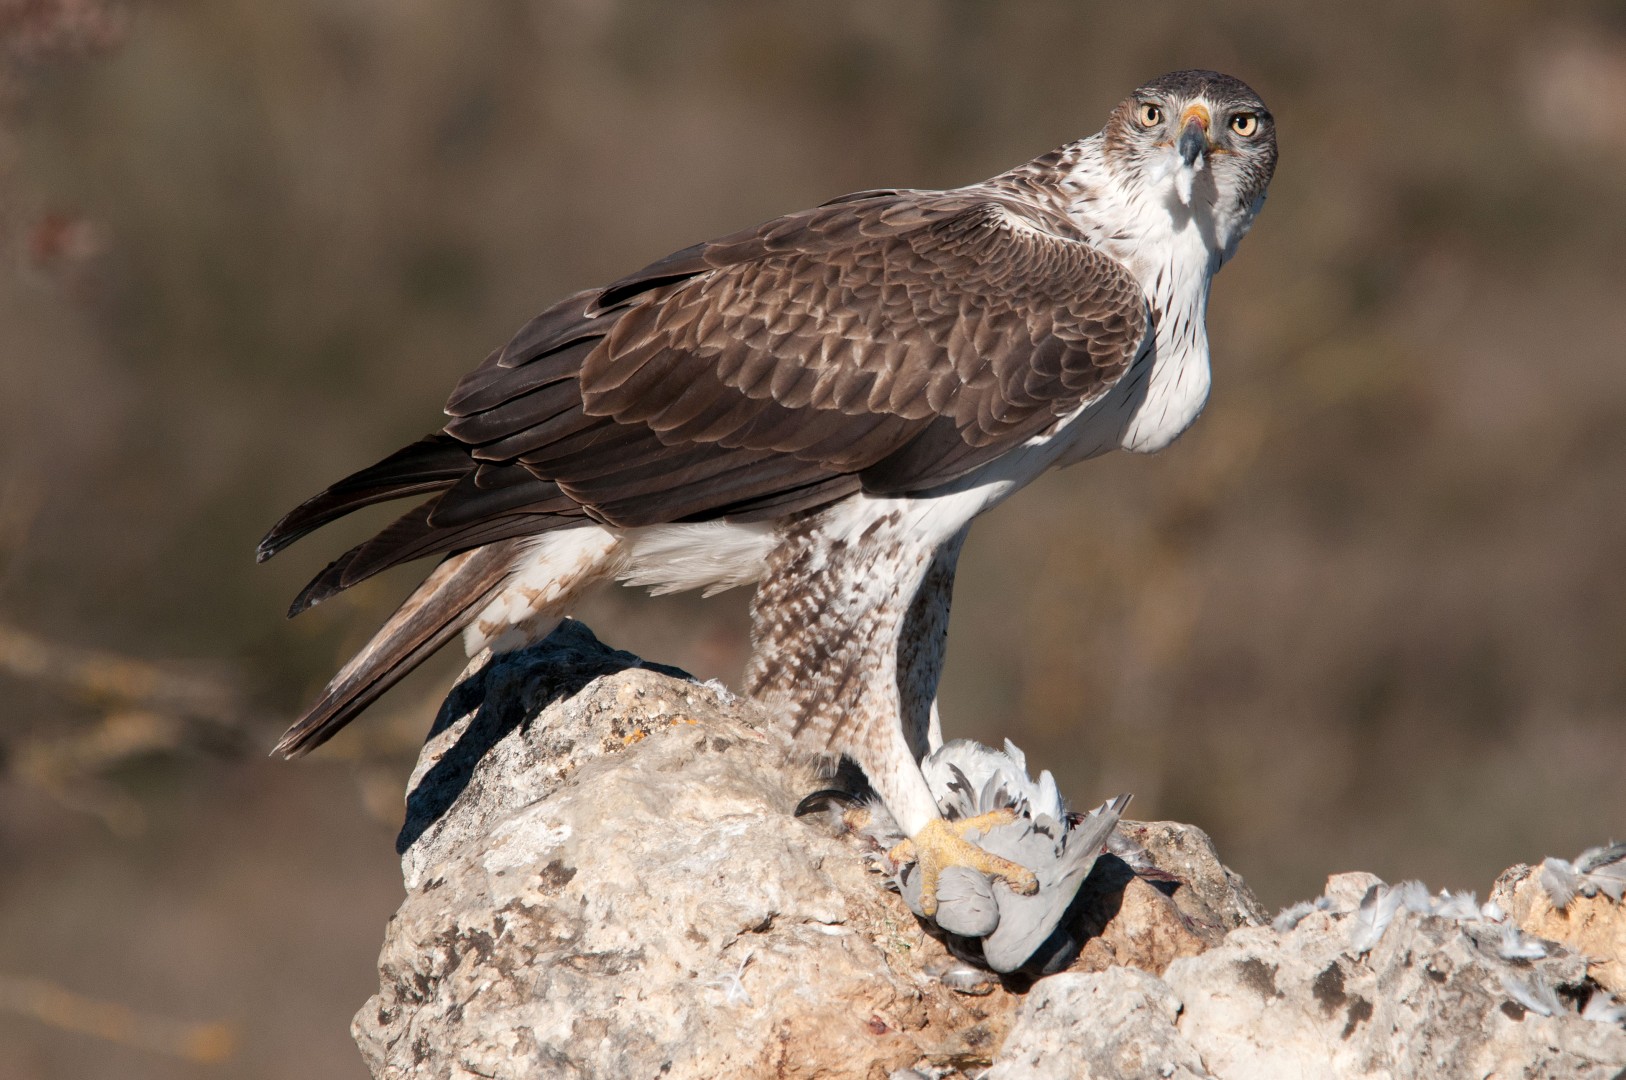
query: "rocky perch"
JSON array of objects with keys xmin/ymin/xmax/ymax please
[{"xmin": 354, "ymin": 621, "xmax": 1626, "ymax": 1079}]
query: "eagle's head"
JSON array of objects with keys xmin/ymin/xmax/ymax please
[{"xmin": 1102, "ymin": 69, "xmax": 1277, "ymax": 259}]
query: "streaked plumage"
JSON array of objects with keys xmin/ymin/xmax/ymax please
[{"xmin": 262, "ymin": 70, "xmax": 1276, "ymax": 910}]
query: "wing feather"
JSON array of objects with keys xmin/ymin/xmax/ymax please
[
  {"xmin": 268, "ymin": 189, "xmax": 1147, "ymax": 610},
  {"xmin": 446, "ymin": 338, "xmax": 597, "ymax": 416},
  {"xmin": 288, "ymin": 503, "xmax": 571, "ymax": 616},
  {"xmin": 265, "ymin": 182, "xmax": 1150, "ymax": 765},
  {"xmin": 256, "ymin": 434, "xmax": 469, "ymax": 562}
]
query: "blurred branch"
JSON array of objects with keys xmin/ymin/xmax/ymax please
[
  {"xmin": 12, "ymin": 710, "xmax": 181, "ymax": 835},
  {"xmin": 0, "ymin": 971, "xmax": 237, "ymax": 1064},
  {"xmin": 0, "ymin": 614, "xmax": 448, "ymax": 830},
  {"xmin": 0, "ymin": 621, "xmax": 256, "ymax": 738},
  {"xmin": 0, "ymin": 619, "xmax": 264, "ymax": 832},
  {"xmin": 0, "ymin": 620, "xmax": 241, "ymax": 721}
]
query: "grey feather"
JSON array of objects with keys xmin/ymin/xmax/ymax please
[
  {"xmin": 886, "ymin": 737, "xmax": 1128, "ymax": 975},
  {"xmin": 1496, "ymin": 922, "xmax": 1548, "ymax": 962},
  {"xmin": 1501, "ymin": 972, "xmax": 1562, "ymax": 1017},
  {"xmin": 1432, "ymin": 889, "xmax": 1480, "ymax": 922},
  {"xmin": 1540, "ymin": 841, "xmax": 1626, "ymax": 908},
  {"xmin": 1581, "ymin": 989, "xmax": 1626, "ymax": 1026},
  {"xmin": 1541, "ymin": 858, "xmax": 1583, "ymax": 909},
  {"xmin": 1395, "ymin": 880, "xmax": 1434, "ymax": 916},
  {"xmin": 1576, "ymin": 841, "xmax": 1626, "ymax": 902},
  {"xmin": 979, "ymin": 798, "xmax": 1126, "ymax": 973},
  {"xmin": 1274, "ymin": 900, "xmax": 1319, "ymax": 933},
  {"xmin": 1349, "ymin": 883, "xmax": 1406, "ymax": 955},
  {"xmin": 899, "ymin": 866, "xmax": 999, "ymax": 938}
]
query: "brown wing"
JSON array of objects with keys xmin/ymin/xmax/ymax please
[
  {"xmin": 261, "ymin": 190, "xmax": 1147, "ymax": 609},
  {"xmin": 452, "ymin": 192, "xmax": 1145, "ymax": 515}
]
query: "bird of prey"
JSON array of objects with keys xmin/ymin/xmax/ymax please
[{"xmin": 261, "ymin": 69, "xmax": 1276, "ymax": 914}]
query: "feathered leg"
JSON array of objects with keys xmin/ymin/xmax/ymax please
[
  {"xmin": 746, "ymin": 509, "xmax": 1034, "ymax": 915},
  {"xmin": 896, "ymin": 528, "xmax": 967, "ymax": 761}
]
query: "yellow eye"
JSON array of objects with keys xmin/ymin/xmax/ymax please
[
  {"xmin": 1136, "ymin": 102, "xmax": 1163, "ymax": 128},
  {"xmin": 1230, "ymin": 113, "xmax": 1259, "ymax": 137}
]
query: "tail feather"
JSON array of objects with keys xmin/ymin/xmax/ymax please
[
  {"xmin": 273, "ymin": 541, "xmax": 523, "ymax": 757},
  {"xmin": 288, "ymin": 501, "xmax": 575, "ymax": 617},
  {"xmin": 257, "ymin": 435, "xmax": 471, "ymax": 563}
]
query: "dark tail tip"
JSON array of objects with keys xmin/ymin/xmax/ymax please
[
  {"xmin": 287, "ymin": 585, "xmax": 327, "ymax": 619},
  {"xmin": 257, "ymin": 511, "xmax": 313, "ymax": 565},
  {"xmin": 270, "ymin": 730, "xmax": 311, "ymax": 759},
  {"xmin": 256, "ymin": 433, "xmax": 469, "ymax": 566},
  {"xmin": 285, "ymin": 550, "xmax": 358, "ymax": 618},
  {"xmin": 272, "ymin": 731, "xmax": 319, "ymax": 759},
  {"xmin": 257, "ymin": 524, "xmax": 297, "ymax": 562},
  {"xmin": 271, "ymin": 686, "xmax": 359, "ymax": 759},
  {"xmin": 271, "ymin": 541, "xmax": 521, "ymax": 761}
]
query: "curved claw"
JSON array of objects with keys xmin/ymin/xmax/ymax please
[
  {"xmin": 889, "ymin": 812, "xmax": 1039, "ymax": 918},
  {"xmin": 794, "ymin": 789, "xmax": 859, "ymax": 817}
]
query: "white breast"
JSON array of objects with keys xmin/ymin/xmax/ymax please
[
  {"xmin": 1053, "ymin": 150, "xmax": 1226, "ymax": 462},
  {"xmin": 1119, "ymin": 232, "xmax": 1214, "ymax": 454}
]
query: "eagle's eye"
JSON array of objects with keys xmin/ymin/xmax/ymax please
[
  {"xmin": 1229, "ymin": 113, "xmax": 1259, "ymax": 138},
  {"xmin": 1136, "ymin": 102, "xmax": 1163, "ymax": 128}
]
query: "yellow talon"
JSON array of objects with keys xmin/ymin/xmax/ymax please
[{"xmin": 888, "ymin": 810, "xmax": 1039, "ymax": 917}]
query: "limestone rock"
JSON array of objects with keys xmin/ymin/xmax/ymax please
[
  {"xmin": 395, "ymin": 620, "xmax": 695, "ymax": 891},
  {"xmin": 1068, "ymin": 874, "xmax": 1216, "ymax": 977},
  {"xmin": 1067, "ymin": 821, "xmax": 1267, "ymax": 978},
  {"xmin": 985, "ymin": 967, "xmax": 1210, "ymax": 1080},
  {"xmin": 358, "ymin": 623, "xmax": 1024, "ymax": 1079},
  {"xmin": 1495, "ymin": 858, "xmax": 1626, "ymax": 994},
  {"xmin": 1164, "ymin": 899, "xmax": 1626, "ymax": 1079},
  {"xmin": 1116, "ymin": 819, "xmax": 1268, "ymax": 934},
  {"xmin": 992, "ymin": 880, "xmax": 1626, "ymax": 1080},
  {"xmin": 352, "ymin": 621, "xmax": 1626, "ymax": 1079}
]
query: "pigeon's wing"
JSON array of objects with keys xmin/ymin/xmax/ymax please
[{"xmin": 980, "ymin": 794, "xmax": 1129, "ymax": 974}]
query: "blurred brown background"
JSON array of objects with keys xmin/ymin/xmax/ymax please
[{"xmin": 3, "ymin": 0, "xmax": 1625, "ymax": 1075}]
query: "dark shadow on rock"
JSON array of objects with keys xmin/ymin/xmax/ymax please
[
  {"xmin": 396, "ymin": 619, "xmax": 691, "ymax": 855},
  {"xmin": 1068, "ymin": 853, "xmax": 1137, "ymax": 940}
]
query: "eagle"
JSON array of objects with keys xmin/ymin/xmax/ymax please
[{"xmin": 261, "ymin": 70, "xmax": 1276, "ymax": 914}]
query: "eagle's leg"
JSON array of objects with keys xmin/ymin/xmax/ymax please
[
  {"xmin": 889, "ymin": 529, "xmax": 1039, "ymax": 908},
  {"xmin": 746, "ymin": 511, "xmax": 1035, "ymax": 916},
  {"xmin": 896, "ymin": 529, "xmax": 967, "ymax": 761}
]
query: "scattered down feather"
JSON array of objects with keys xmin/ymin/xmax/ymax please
[
  {"xmin": 1582, "ymin": 989, "xmax": 1626, "ymax": 1026},
  {"xmin": 1540, "ymin": 841, "xmax": 1626, "ymax": 908},
  {"xmin": 1501, "ymin": 972, "xmax": 1563, "ymax": 1017}
]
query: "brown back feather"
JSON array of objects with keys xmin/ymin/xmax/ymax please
[{"xmin": 268, "ymin": 189, "xmax": 1147, "ymax": 604}]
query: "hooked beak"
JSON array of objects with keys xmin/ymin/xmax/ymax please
[{"xmin": 1177, "ymin": 103, "xmax": 1211, "ymax": 166}]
